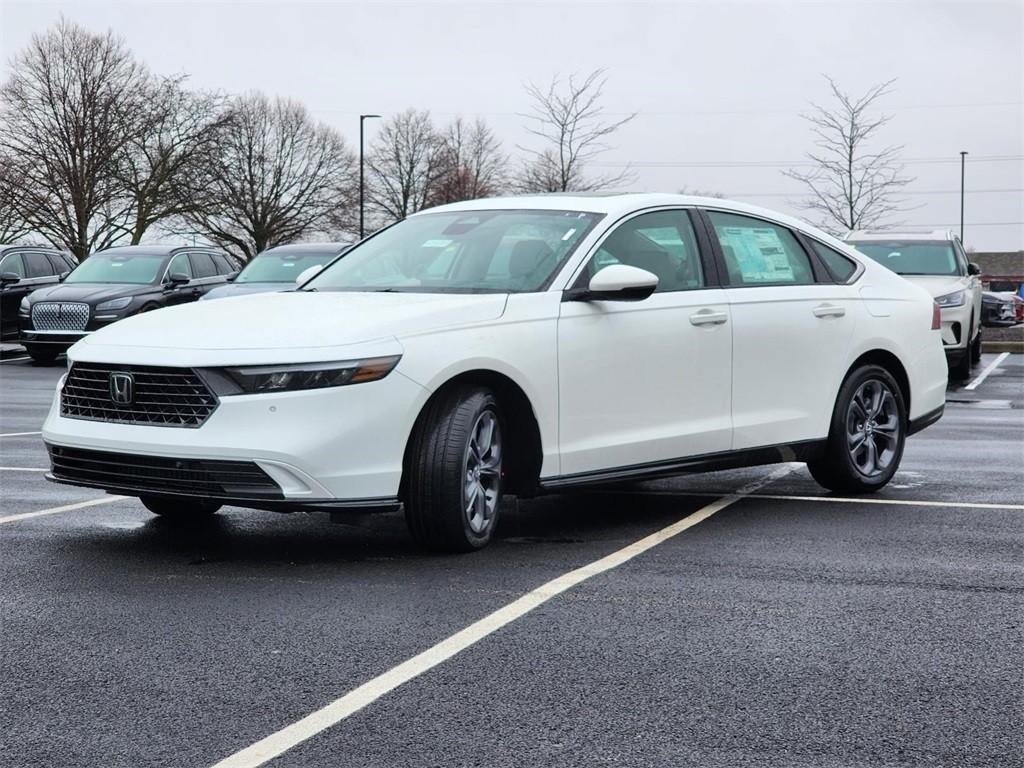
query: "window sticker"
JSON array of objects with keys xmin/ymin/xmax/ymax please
[
  {"xmin": 719, "ymin": 226, "xmax": 795, "ymax": 283},
  {"xmin": 421, "ymin": 239, "xmax": 452, "ymax": 248}
]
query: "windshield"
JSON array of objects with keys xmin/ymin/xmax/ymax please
[
  {"xmin": 236, "ymin": 250, "xmax": 342, "ymax": 284},
  {"xmin": 64, "ymin": 252, "xmax": 166, "ymax": 284},
  {"xmin": 306, "ymin": 210, "xmax": 603, "ymax": 293},
  {"xmin": 849, "ymin": 241, "xmax": 960, "ymax": 276}
]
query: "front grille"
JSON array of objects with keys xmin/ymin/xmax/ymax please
[
  {"xmin": 32, "ymin": 302, "xmax": 89, "ymax": 331},
  {"xmin": 61, "ymin": 363, "xmax": 218, "ymax": 428},
  {"xmin": 48, "ymin": 445, "xmax": 283, "ymax": 500}
]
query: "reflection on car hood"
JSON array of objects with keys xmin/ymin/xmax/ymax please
[
  {"xmin": 79, "ymin": 290, "xmax": 509, "ymax": 352},
  {"xmin": 200, "ymin": 283, "xmax": 293, "ymax": 301},
  {"xmin": 27, "ymin": 283, "xmax": 154, "ymax": 305},
  {"xmin": 898, "ymin": 275, "xmax": 970, "ymax": 299}
]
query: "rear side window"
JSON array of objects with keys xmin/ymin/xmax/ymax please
[
  {"xmin": 189, "ymin": 252, "xmax": 217, "ymax": 278},
  {"xmin": 24, "ymin": 252, "xmax": 54, "ymax": 278},
  {"xmin": 809, "ymin": 240, "xmax": 858, "ymax": 282},
  {"xmin": 579, "ymin": 209, "xmax": 704, "ymax": 292},
  {"xmin": 211, "ymin": 254, "xmax": 234, "ymax": 274},
  {"xmin": 0, "ymin": 252, "xmax": 25, "ymax": 278},
  {"xmin": 707, "ymin": 211, "xmax": 814, "ymax": 286},
  {"xmin": 45, "ymin": 253, "xmax": 70, "ymax": 274}
]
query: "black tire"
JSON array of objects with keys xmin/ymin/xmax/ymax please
[
  {"xmin": 140, "ymin": 495, "xmax": 221, "ymax": 519},
  {"xmin": 404, "ymin": 386, "xmax": 504, "ymax": 553},
  {"xmin": 970, "ymin": 327, "xmax": 982, "ymax": 365},
  {"xmin": 807, "ymin": 364, "xmax": 907, "ymax": 494},
  {"xmin": 25, "ymin": 346, "xmax": 58, "ymax": 363},
  {"xmin": 949, "ymin": 349, "xmax": 971, "ymax": 381}
]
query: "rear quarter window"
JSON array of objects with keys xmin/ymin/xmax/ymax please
[{"xmin": 809, "ymin": 240, "xmax": 859, "ymax": 282}]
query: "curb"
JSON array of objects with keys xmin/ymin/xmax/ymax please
[{"xmin": 982, "ymin": 341, "xmax": 1024, "ymax": 354}]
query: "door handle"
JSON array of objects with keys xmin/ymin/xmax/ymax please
[
  {"xmin": 689, "ymin": 309, "xmax": 728, "ymax": 326},
  {"xmin": 813, "ymin": 303, "xmax": 846, "ymax": 318}
]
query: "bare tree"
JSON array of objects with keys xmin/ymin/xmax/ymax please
[
  {"xmin": 784, "ymin": 76, "xmax": 913, "ymax": 233},
  {"xmin": 114, "ymin": 77, "xmax": 227, "ymax": 244},
  {"xmin": 516, "ymin": 69, "xmax": 636, "ymax": 193},
  {"xmin": 184, "ymin": 93, "xmax": 356, "ymax": 260},
  {"xmin": 0, "ymin": 154, "xmax": 33, "ymax": 243},
  {"xmin": 0, "ymin": 19, "xmax": 150, "ymax": 258},
  {"xmin": 428, "ymin": 117, "xmax": 507, "ymax": 206},
  {"xmin": 366, "ymin": 109, "xmax": 442, "ymax": 224}
]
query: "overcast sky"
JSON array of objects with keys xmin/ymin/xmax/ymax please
[{"xmin": 2, "ymin": 0, "xmax": 1021, "ymax": 250}]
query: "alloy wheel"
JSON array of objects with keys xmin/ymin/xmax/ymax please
[
  {"xmin": 463, "ymin": 410, "xmax": 502, "ymax": 535},
  {"xmin": 846, "ymin": 379, "xmax": 900, "ymax": 477}
]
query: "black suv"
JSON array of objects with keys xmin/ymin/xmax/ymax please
[
  {"xmin": 1, "ymin": 245, "xmax": 78, "ymax": 343},
  {"xmin": 18, "ymin": 245, "xmax": 239, "ymax": 362}
]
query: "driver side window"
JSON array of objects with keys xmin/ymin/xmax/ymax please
[
  {"xmin": 577, "ymin": 210, "xmax": 704, "ymax": 293},
  {"xmin": 165, "ymin": 253, "xmax": 193, "ymax": 281}
]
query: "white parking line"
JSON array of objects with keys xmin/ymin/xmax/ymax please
[
  {"xmin": 0, "ymin": 466, "xmax": 47, "ymax": 472},
  {"xmin": 964, "ymin": 352, "xmax": 1010, "ymax": 391},
  {"xmin": 586, "ymin": 489, "xmax": 1024, "ymax": 511},
  {"xmin": 209, "ymin": 464, "xmax": 798, "ymax": 768},
  {"xmin": 0, "ymin": 431, "xmax": 42, "ymax": 437},
  {"xmin": 0, "ymin": 495, "xmax": 127, "ymax": 525}
]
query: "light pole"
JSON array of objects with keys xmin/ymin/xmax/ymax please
[
  {"xmin": 959, "ymin": 150, "xmax": 968, "ymax": 243},
  {"xmin": 359, "ymin": 114, "xmax": 381, "ymax": 239}
]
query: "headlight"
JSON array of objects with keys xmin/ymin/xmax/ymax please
[
  {"xmin": 19, "ymin": 297, "xmax": 30, "ymax": 314},
  {"xmin": 95, "ymin": 297, "xmax": 133, "ymax": 311},
  {"xmin": 209, "ymin": 356, "xmax": 402, "ymax": 395},
  {"xmin": 934, "ymin": 290, "xmax": 965, "ymax": 308}
]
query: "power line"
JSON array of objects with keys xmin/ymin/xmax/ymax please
[
  {"xmin": 729, "ymin": 188, "xmax": 1024, "ymax": 198},
  {"xmin": 591, "ymin": 155, "xmax": 1024, "ymax": 168}
]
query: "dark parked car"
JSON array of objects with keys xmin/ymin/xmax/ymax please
[
  {"xmin": 200, "ymin": 242, "xmax": 353, "ymax": 301},
  {"xmin": 1, "ymin": 245, "xmax": 78, "ymax": 342},
  {"xmin": 981, "ymin": 291, "xmax": 1017, "ymax": 328},
  {"xmin": 18, "ymin": 245, "xmax": 238, "ymax": 361}
]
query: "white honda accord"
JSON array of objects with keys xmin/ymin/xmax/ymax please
[{"xmin": 43, "ymin": 194, "xmax": 948, "ymax": 551}]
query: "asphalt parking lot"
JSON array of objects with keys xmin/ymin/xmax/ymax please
[{"xmin": 1, "ymin": 353, "xmax": 1022, "ymax": 768}]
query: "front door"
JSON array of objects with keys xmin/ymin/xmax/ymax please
[{"xmin": 557, "ymin": 209, "xmax": 733, "ymax": 477}]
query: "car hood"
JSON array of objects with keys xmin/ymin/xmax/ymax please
[
  {"xmin": 27, "ymin": 283, "xmax": 153, "ymax": 304},
  {"xmin": 899, "ymin": 275, "xmax": 970, "ymax": 299},
  {"xmin": 201, "ymin": 283, "xmax": 293, "ymax": 301},
  {"xmin": 77, "ymin": 290, "xmax": 509, "ymax": 357}
]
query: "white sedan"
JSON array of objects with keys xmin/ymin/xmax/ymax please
[{"xmin": 42, "ymin": 194, "xmax": 948, "ymax": 551}]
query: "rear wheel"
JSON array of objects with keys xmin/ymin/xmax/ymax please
[
  {"xmin": 140, "ymin": 496, "xmax": 221, "ymax": 519},
  {"xmin": 404, "ymin": 387, "xmax": 504, "ymax": 552},
  {"xmin": 25, "ymin": 345, "xmax": 58, "ymax": 363},
  {"xmin": 807, "ymin": 364, "xmax": 906, "ymax": 494}
]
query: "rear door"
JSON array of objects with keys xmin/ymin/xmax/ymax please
[
  {"xmin": 0, "ymin": 251, "xmax": 28, "ymax": 338},
  {"xmin": 557, "ymin": 208, "xmax": 732, "ymax": 476},
  {"xmin": 701, "ymin": 209, "xmax": 857, "ymax": 449}
]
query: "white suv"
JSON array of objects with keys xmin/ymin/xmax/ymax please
[{"xmin": 846, "ymin": 230, "xmax": 983, "ymax": 379}]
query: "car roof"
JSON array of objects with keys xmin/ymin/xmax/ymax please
[
  {"xmin": 845, "ymin": 229, "xmax": 956, "ymax": 242},
  {"xmin": 0, "ymin": 244, "xmax": 64, "ymax": 254},
  {"xmin": 93, "ymin": 244, "xmax": 227, "ymax": 257},
  {"xmin": 413, "ymin": 192, "xmax": 851, "ymax": 251},
  {"xmin": 260, "ymin": 242, "xmax": 353, "ymax": 256}
]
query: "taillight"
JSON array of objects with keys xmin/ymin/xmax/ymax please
[{"xmin": 931, "ymin": 302, "xmax": 941, "ymax": 330}]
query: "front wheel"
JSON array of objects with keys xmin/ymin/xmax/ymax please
[
  {"xmin": 807, "ymin": 365, "xmax": 907, "ymax": 494},
  {"xmin": 140, "ymin": 496, "xmax": 222, "ymax": 519},
  {"xmin": 404, "ymin": 387, "xmax": 504, "ymax": 552},
  {"xmin": 970, "ymin": 328, "xmax": 982, "ymax": 364}
]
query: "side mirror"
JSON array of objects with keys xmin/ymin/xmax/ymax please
[
  {"xmin": 565, "ymin": 264, "xmax": 659, "ymax": 302},
  {"xmin": 58, "ymin": 271, "xmax": 70, "ymax": 282},
  {"xmin": 967, "ymin": 262, "xmax": 982, "ymax": 276},
  {"xmin": 0, "ymin": 272, "xmax": 20, "ymax": 285},
  {"xmin": 296, "ymin": 264, "xmax": 324, "ymax": 285},
  {"xmin": 167, "ymin": 272, "xmax": 190, "ymax": 286},
  {"xmin": 226, "ymin": 271, "xmax": 239, "ymax": 282}
]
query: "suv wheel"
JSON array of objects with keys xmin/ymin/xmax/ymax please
[
  {"xmin": 807, "ymin": 364, "xmax": 906, "ymax": 494},
  {"xmin": 141, "ymin": 496, "xmax": 222, "ymax": 518},
  {"xmin": 404, "ymin": 387, "xmax": 504, "ymax": 552}
]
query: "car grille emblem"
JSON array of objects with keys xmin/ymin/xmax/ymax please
[{"xmin": 109, "ymin": 372, "xmax": 134, "ymax": 405}]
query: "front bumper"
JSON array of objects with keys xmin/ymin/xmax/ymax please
[
  {"xmin": 938, "ymin": 303, "xmax": 972, "ymax": 351},
  {"xmin": 42, "ymin": 367, "xmax": 430, "ymax": 505},
  {"xmin": 20, "ymin": 329, "xmax": 89, "ymax": 349}
]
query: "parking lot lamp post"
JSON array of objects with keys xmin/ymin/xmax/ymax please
[
  {"xmin": 959, "ymin": 150, "xmax": 968, "ymax": 242},
  {"xmin": 360, "ymin": 114, "xmax": 382, "ymax": 239}
]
